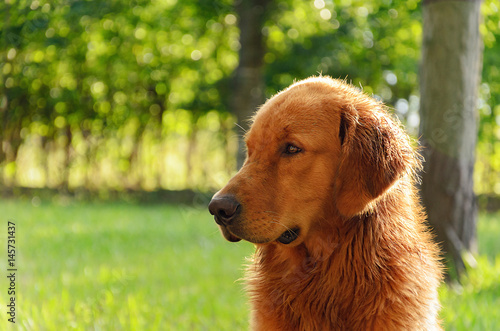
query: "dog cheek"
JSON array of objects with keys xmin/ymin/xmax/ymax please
[{"xmin": 279, "ymin": 157, "xmax": 335, "ymax": 222}]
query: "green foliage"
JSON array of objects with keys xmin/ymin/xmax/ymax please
[
  {"xmin": 0, "ymin": 0, "xmax": 499, "ymax": 192},
  {"xmin": 264, "ymin": 0, "xmax": 422, "ymax": 102},
  {"xmin": 476, "ymin": 0, "xmax": 500, "ymax": 194},
  {"xmin": 1, "ymin": 0, "xmax": 239, "ymax": 190},
  {"xmin": 0, "ymin": 200, "xmax": 498, "ymax": 329}
]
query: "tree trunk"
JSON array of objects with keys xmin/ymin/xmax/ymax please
[
  {"xmin": 419, "ymin": 0, "xmax": 483, "ymax": 278},
  {"xmin": 232, "ymin": 0, "xmax": 270, "ymax": 168}
]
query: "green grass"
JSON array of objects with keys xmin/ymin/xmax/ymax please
[
  {"xmin": 0, "ymin": 199, "xmax": 498, "ymax": 330},
  {"xmin": 440, "ymin": 212, "xmax": 500, "ymax": 331},
  {"xmin": 0, "ymin": 199, "xmax": 254, "ymax": 330}
]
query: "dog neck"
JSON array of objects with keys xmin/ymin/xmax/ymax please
[
  {"xmin": 246, "ymin": 189, "xmax": 439, "ymax": 330},
  {"xmin": 247, "ymin": 213, "xmax": 376, "ymax": 330}
]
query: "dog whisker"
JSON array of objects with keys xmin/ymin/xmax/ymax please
[
  {"xmin": 268, "ymin": 219, "xmax": 298, "ymax": 235},
  {"xmin": 234, "ymin": 122, "xmax": 247, "ymax": 134},
  {"xmin": 263, "ymin": 210, "xmax": 279, "ymax": 215}
]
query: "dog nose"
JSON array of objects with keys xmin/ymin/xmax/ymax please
[{"xmin": 208, "ymin": 195, "xmax": 241, "ymax": 226}]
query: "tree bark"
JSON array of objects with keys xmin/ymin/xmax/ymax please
[
  {"xmin": 419, "ymin": 0, "xmax": 483, "ymax": 278},
  {"xmin": 232, "ymin": 0, "xmax": 270, "ymax": 168}
]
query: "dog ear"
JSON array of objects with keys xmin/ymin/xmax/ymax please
[{"xmin": 335, "ymin": 104, "xmax": 414, "ymax": 217}]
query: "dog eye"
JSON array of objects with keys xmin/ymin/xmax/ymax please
[{"xmin": 284, "ymin": 144, "xmax": 302, "ymax": 155}]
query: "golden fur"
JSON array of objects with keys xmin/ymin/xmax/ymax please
[{"xmin": 209, "ymin": 76, "xmax": 443, "ymax": 330}]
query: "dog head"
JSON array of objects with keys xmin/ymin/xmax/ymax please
[{"xmin": 209, "ymin": 77, "xmax": 415, "ymax": 246}]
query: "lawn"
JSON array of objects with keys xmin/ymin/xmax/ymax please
[{"xmin": 0, "ymin": 199, "xmax": 498, "ymax": 330}]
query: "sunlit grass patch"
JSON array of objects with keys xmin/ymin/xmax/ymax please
[
  {"xmin": 439, "ymin": 211, "xmax": 500, "ymax": 331},
  {"xmin": 439, "ymin": 255, "xmax": 500, "ymax": 331},
  {"xmin": 0, "ymin": 199, "xmax": 253, "ymax": 330}
]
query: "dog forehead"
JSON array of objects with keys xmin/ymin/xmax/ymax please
[
  {"xmin": 247, "ymin": 84, "xmax": 336, "ymax": 142},
  {"xmin": 247, "ymin": 102, "xmax": 313, "ymax": 146},
  {"xmin": 244, "ymin": 112, "xmax": 289, "ymax": 150}
]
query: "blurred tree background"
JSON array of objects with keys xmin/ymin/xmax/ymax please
[{"xmin": 1, "ymin": 0, "xmax": 499, "ymax": 198}]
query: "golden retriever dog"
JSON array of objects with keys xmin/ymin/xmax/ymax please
[{"xmin": 209, "ymin": 76, "xmax": 442, "ymax": 330}]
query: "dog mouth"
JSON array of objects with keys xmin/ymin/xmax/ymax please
[
  {"xmin": 220, "ymin": 225, "xmax": 300, "ymax": 245},
  {"xmin": 219, "ymin": 226, "xmax": 242, "ymax": 242},
  {"xmin": 277, "ymin": 228, "xmax": 300, "ymax": 244}
]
